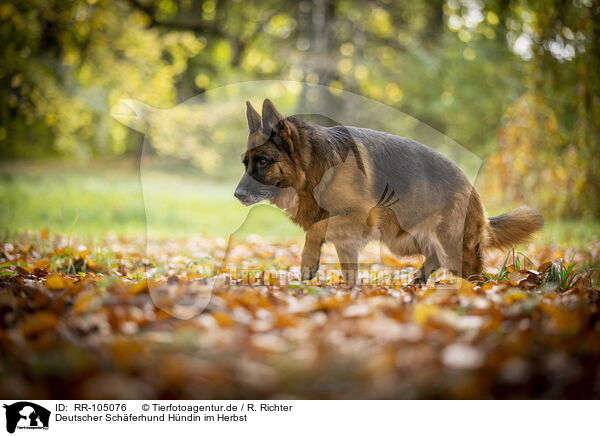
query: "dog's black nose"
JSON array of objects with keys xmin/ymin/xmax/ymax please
[{"xmin": 234, "ymin": 188, "xmax": 248, "ymax": 203}]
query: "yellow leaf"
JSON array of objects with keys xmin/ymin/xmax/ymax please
[
  {"xmin": 86, "ymin": 260, "xmax": 100, "ymax": 271},
  {"xmin": 129, "ymin": 280, "xmax": 148, "ymax": 295},
  {"xmin": 458, "ymin": 278, "xmax": 476, "ymax": 296},
  {"xmin": 46, "ymin": 274, "xmax": 68, "ymax": 290},
  {"xmin": 413, "ymin": 303, "xmax": 439, "ymax": 325},
  {"xmin": 503, "ymin": 290, "xmax": 528, "ymax": 304}
]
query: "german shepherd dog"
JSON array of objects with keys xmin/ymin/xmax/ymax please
[{"xmin": 235, "ymin": 99, "xmax": 543, "ymax": 284}]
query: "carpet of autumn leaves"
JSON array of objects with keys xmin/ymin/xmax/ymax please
[{"xmin": 1, "ymin": 231, "xmax": 600, "ymax": 399}]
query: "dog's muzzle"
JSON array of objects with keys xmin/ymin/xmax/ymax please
[{"xmin": 234, "ymin": 173, "xmax": 278, "ymax": 206}]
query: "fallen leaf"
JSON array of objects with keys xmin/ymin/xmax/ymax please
[
  {"xmin": 46, "ymin": 274, "xmax": 69, "ymax": 290},
  {"xmin": 33, "ymin": 259, "xmax": 50, "ymax": 270}
]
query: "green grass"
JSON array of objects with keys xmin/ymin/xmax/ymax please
[
  {"xmin": 536, "ymin": 220, "xmax": 600, "ymax": 248},
  {"xmin": 0, "ymin": 159, "xmax": 302, "ymax": 241},
  {"xmin": 481, "ymin": 248, "xmax": 534, "ymax": 281},
  {"xmin": 541, "ymin": 256, "xmax": 580, "ymax": 291},
  {"xmin": 0, "ymin": 159, "xmax": 598, "ymax": 247}
]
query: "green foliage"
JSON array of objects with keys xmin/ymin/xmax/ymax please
[
  {"xmin": 481, "ymin": 249, "xmax": 512, "ymax": 282},
  {"xmin": 0, "ymin": 0, "xmax": 196, "ymax": 158},
  {"xmin": 0, "ymin": 0, "xmax": 598, "ymax": 219},
  {"xmin": 540, "ymin": 256, "xmax": 579, "ymax": 292},
  {"xmin": 0, "ymin": 0, "xmax": 525, "ymax": 161},
  {"xmin": 477, "ymin": 0, "xmax": 600, "ymax": 219}
]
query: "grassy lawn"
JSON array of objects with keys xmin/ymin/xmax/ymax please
[
  {"xmin": 1, "ymin": 159, "xmax": 598, "ymax": 248},
  {"xmin": 0, "ymin": 159, "xmax": 303, "ymax": 241}
]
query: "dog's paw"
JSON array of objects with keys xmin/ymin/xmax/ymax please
[
  {"xmin": 412, "ymin": 268, "xmax": 428, "ymax": 286},
  {"xmin": 413, "ymin": 276, "xmax": 427, "ymax": 286},
  {"xmin": 301, "ymin": 264, "xmax": 319, "ymax": 281},
  {"xmin": 300, "ymin": 250, "xmax": 321, "ymax": 282},
  {"xmin": 301, "ymin": 267, "xmax": 316, "ymax": 281},
  {"xmin": 341, "ymin": 269, "xmax": 359, "ymax": 285}
]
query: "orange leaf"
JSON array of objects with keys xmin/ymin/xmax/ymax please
[
  {"xmin": 212, "ymin": 311, "xmax": 234, "ymax": 327},
  {"xmin": 33, "ymin": 259, "xmax": 50, "ymax": 270}
]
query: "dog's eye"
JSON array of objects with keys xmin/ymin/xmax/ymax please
[{"xmin": 257, "ymin": 158, "xmax": 268, "ymax": 167}]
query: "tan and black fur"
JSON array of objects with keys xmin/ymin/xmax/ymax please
[{"xmin": 235, "ymin": 99, "xmax": 544, "ymax": 284}]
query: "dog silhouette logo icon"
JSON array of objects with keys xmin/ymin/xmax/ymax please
[{"xmin": 3, "ymin": 402, "xmax": 50, "ymax": 434}]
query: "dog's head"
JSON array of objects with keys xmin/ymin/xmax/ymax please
[{"xmin": 235, "ymin": 99, "xmax": 301, "ymax": 206}]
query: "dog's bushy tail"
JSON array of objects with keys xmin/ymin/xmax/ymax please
[{"xmin": 484, "ymin": 206, "xmax": 544, "ymax": 250}]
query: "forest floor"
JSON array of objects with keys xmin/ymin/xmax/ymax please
[
  {"xmin": 1, "ymin": 232, "xmax": 599, "ymax": 399},
  {"xmin": 2, "ymin": 159, "xmax": 600, "ymax": 398}
]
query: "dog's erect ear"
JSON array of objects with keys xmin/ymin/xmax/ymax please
[
  {"xmin": 246, "ymin": 101, "xmax": 262, "ymax": 133},
  {"xmin": 262, "ymin": 98, "xmax": 295, "ymax": 155},
  {"xmin": 262, "ymin": 98, "xmax": 285, "ymax": 132}
]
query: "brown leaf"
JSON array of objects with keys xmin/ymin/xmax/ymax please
[{"xmin": 508, "ymin": 271, "xmax": 528, "ymax": 285}]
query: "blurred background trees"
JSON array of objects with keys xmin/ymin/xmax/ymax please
[{"xmin": 1, "ymin": 0, "xmax": 598, "ymax": 219}]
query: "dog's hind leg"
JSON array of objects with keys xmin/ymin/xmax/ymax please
[
  {"xmin": 437, "ymin": 211, "xmax": 478, "ymax": 280},
  {"xmin": 461, "ymin": 243, "xmax": 483, "ymax": 281},
  {"xmin": 412, "ymin": 229, "xmax": 449, "ymax": 285},
  {"xmin": 413, "ymin": 253, "xmax": 440, "ymax": 285}
]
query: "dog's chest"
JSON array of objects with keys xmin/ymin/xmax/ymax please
[{"xmin": 271, "ymin": 188, "xmax": 299, "ymax": 218}]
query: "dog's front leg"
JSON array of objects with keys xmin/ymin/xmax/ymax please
[
  {"xmin": 301, "ymin": 220, "xmax": 327, "ymax": 281},
  {"xmin": 300, "ymin": 214, "xmax": 366, "ymax": 282},
  {"xmin": 335, "ymin": 243, "xmax": 359, "ymax": 285}
]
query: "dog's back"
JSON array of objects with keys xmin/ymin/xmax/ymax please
[{"xmin": 334, "ymin": 126, "xmax": 471, "ymax": 225}]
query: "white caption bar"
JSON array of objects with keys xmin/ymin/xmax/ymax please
[{"xmin": 1, "ymin": 400, "xmax": 596, "ymax": 435}]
